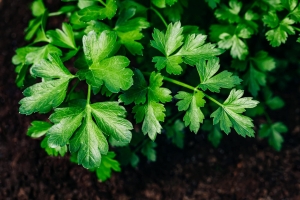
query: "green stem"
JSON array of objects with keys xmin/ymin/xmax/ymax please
[
  {"xmin": 48, "ymin": 12, "xmax": 63, "ymax": 17},
  {"xmin": 150, "ymin": 6, "xmax": 168, "ymax": 28},
  {"xmin": 143, "ymin": 72, "xmax": 223, "ymax": 107},
  {"xmin": 65, "ymin": 79, "xmax": 80, "ymax": 101},
  {"xmin": 293, "ymin": 27, "xmax": 300, "ymax": 32},
  {"xmin": 264, "ymin": 111, "xmax": 272, "ymax": 124},
  {"xmin": 87, "ymin": 84, "xmax": 92, "ymax": 105},
  {"xmin": 99, "ymin": 0, "xmax": 106, "ymax": 7},
  {"xmin": 163, "ymin": 76, "xmax": 196, "ymax": 91},
  {"xmin": 203, "ymin": 94, "xmax": 223, "ymax": 107}
]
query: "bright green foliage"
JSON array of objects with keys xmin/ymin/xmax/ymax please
[
  {"xmin": 77, "ymin": 30, "xmax": 133, "ymax": 93},
  {"xmin": 119, "ymin": 69, "xmax": 148, "ymax": 105},
  {"xmin": 31, "ymin": 0, "xmax": 46, "ymax": 17},
  {"xmin": 14, "ymin": 0, "xmax": 293, "ymax": 182},
  {"xmin": 13, "ymin": 45, "xmax": 62, "ymax": 87},
  {"xmin": 41, "ymin": 136, "xmax": 68, "ymax": 157},
  {"xmin": 129, "ymin": 72, "xmax": 172, "ymax": 140},
  {"xmin": 152, "ymin": 0, "xmax": 178, "ymax": 8},
  {"xmin": 27, "ymin": 121, "xmax": 52, "ymax": 138},
  {"xmin": 211, "ymin": 89, "xmax": 259, "ymax": 137},
  {"xmin": 165, "ymin": 119, "xmax": 185, "ymax": 148},
  {"xmin": 151, "ymin": 22, "xmax": 223, "ymax": 74},
  {"xmin": 259, "ymin": 122, "xmax": 288, "ymax": 151},
  {"xmin": 47, "ymin": 23, "xmax": 77, "ymax": 49},
  {"xmin": 114, "ymin": 7, "xmax": 150, "ymax": 55},
  {"xmin": 215, "ymin": 0, "xmax": 242, "ymax": 23},
  {"xmin": 95, "ymin": 152, "xmax": 121, "ymax": 182},
  {"xmin": 197, "ymin": 58, "xmax": 241, "ymax": 92},
  {"xmin": 47, "ymin": 101, "xmax": 132, "ymax": 169},
  {"xmin": 25, "ymin": 0, "xmax": 47, "ymax": 41},
  {"xmin": 78, "ymin": 0, "xmax": 117, "ymax": 21},
  {"xmin": 216, "ymin": 25, "xmax": 251, "ymax": 60},
  {"xmin": 262, "ymin": 2, "xmax": 299, "ymax": 47},
  {"xmin": 175, "ymin": 91, "xmax": 206, "ymax": 133},
  {"xmin": 19, "ymin": 54, "xmax": 75, "ymax": 114},
  {"xmin": 141, "ymin": 141, "xmax": 157, "ymax": 161},
  {"xmin": 265, "ymin": 18, "xmax": 295, "ymax": 47}
]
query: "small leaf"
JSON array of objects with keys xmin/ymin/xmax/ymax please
[
  {"xmin": 95, "ymin": 152, "xmax": 121, "ymax": 182},
  {"xmin": 175, "ymin": 91, "xmax": 206, "ymax": 133},
  {"xmin": 27, "ymin": 121, "xmax": 52, "ymax": 138},
  {"xmin": 47, "ymin": 23, "xmax": 77, "ymax": 49},
  {"xmin": 197, "ymin": 58, "xmax": 241, "ymax": 92},
  {"xmin": 211, "ymin": 89, "xmax": 259, "ymax": 137}
]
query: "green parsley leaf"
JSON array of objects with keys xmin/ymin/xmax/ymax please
[
  {"xmin": 266, "ymin": 18, "xmax": 295, "ymax": 47},
  {"xmin": 151, "ymin": 22, "xmax": 223, "ymax": 74},
  {"xmin": 47, "ymin": 101, "xmax": 132, "ymax": 169},
  {"xmin": 128, "ymin": 72, "xmax": 172, "ymax": 140},
  {"xmin": 119, "ymin": 69, "xmax": 148, "ymax": 105},
  {"xmin": 114, "ymin": 8, "xmax": 150, "ymax": 55},
  {"xmin": 95, "ymin": 152, "xmax": 121, "ymax": 182},
  {"xmin": 19, "ymin": 54, "xmax": 74, "ymax": 114},
  {"xmin": 91, "ymin": 102, "xmax": 133, "ymax": 144},
  {"xmin": 176, "ymin": 33, "xmax": 224, "ymax": 65},
  {"xmin": 282, "ymin": 0, "xmax": 298, "ymax": 11},
  {"xmin": 197, "ymin": 58, "xmax": 242, "ymax": 92},
  {"xmin": 263, "ymin": 11, "xmax": 279, "ymax": 29},
  {"xmin": 47, "ymin": 105, "xmax": 86, "ymax": 147},
  {"xmin": 78, "ymin": 0, "xmax": 117, "ymax": 22},
  {"xmin": 215, "ymin": 0, "xmax": 242, "ymax": 23},
  {"xmin": 69, "ymin": 109, "xmax": 107, "ymax": 169},
  {"xmin": 218, "ymin": 33, "xmax": 248, "ymax": 60},
  {"xmin": 259, "ymin": 122, "xmax": 288, "ymax": 151},
  {"xmin": 47, "ymin": 23, "xmax": 77, "ymax": 49},
  {"xmin": 175, "ymin": 91, "xmax": 206, "ymax": 133},
  {"xmin": 27, "ymin": 121, "xmax": 52, "ymax": 138},
  {"xmin": 77, "ymin": 0, "xmax": 96, "ymax": 9},
  {"xmin": 77, "ymin": 30, "xmax": 133, "ymax": 93},
  {"xmin": 205, "ymin": 0, "xmax": 220, "ymax": 9},
  {"xmin": 31, "ymin": 0, "xmax": 46, "ymax": 17},
  {"xmin": 25, "ymin": 44, "xmax": 63, "ymax": 65},
  {"xmin": 25, "ymin": 10, "xmax": 48, "ymax": 41},
  {"xmin": 41, "ymin": 136, "xmax": 68, "ymax": 157},
  {"xmin": 151, "ymin": 0, "xmax": 178, "ymax": 8},
  {"xmin": 211, "ymin": 89, "xmax": 259, "ymax": 137},
  {"xmin": 151, "ymin": 22, "xmax": 184, "ymax": 57},
  {"xmin": 243, "ymin": 65, "xmax": 266, "ymax": 96},
  {"xmin": 163, "ymin": 0, "xmax": 186, "ymax": 22},
  {"xmin": 141, "ymin": 141, "xmax": 157, "ymax": 161}
]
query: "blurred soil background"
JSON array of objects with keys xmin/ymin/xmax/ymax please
[{"xmin": 0, "ymin": 0, "xmax": 300, "ymax": 199}]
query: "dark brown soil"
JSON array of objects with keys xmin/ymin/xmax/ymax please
[{"xmin": 1, "ymin": 0, "xmax": 300, "ymax": 199}]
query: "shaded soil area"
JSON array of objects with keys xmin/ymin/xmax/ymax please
[{"xmin": 1, "ymin": 0, "xmax": 300, "ymax": 199}]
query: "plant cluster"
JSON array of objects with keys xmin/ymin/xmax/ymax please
[{"xmin": 13, "ymin": 0, "xmax": 299, "ymax": 181}]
